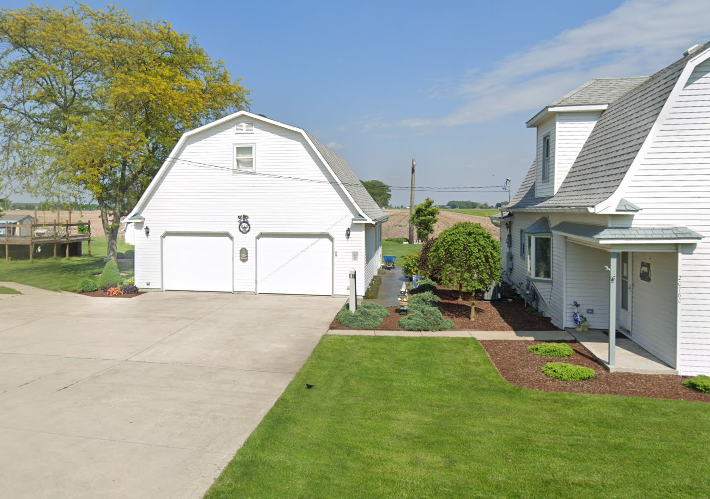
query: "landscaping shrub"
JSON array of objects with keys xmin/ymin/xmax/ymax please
[
  {"xmin": 418, "ymin": 237, "xmax": 440, "ymax": 280},
  {"xmin": 77, "ymin": 278, "xmax": 99, "ymax": 293},
  {"xmin": 402, "ymin": 253, "xmax": 421, "ymax": 278},
  {"xmin": 336, "ymin": 302, "xmax": 390, "ymax": 329},
  {"xmin": 385, "ymin": 237, "xmax": 408, "ymax": 244},
  {"xmin": 121, "ymin": 284, "xmax": 139, "ymax": 295},
  {"xmin": 122, "ymin": 276, "xmax": 135, "ymax": 286},
  {"xmin": 541, "ymin": 362, "xmax": 595, "ymax": 381},
  {"xmin": 364, "ymin": 276, "xmax": 382, "ymax": 299},
  {"xmin": 410, "ymin": 278, "xmax": 437, "ymax": 295},
  {"xmin": 528, "ymin": 343, "xmax": 574, "ymax": 358},
  {"xmin": 107, "ymin": 286, "xmax": 123, "ymax": 296},
  {"xmin": 124, "ymin": 249, "xmax": 134, "ymax": 259},
  {"xmin": 399, "ymin": 306, "xmax": 454, "ymax": 331},
  {"xmin": 98, "ymin": 261, "xmax": 122, "ymax": 289},
  {"xmin": 77, "ymin": 220, "xmax": 89, "ymax": 234},
  {"xmin": 408, "ymin": 291, "xmax": 441, "ymax": 310},
  {"xmin": 683, "ymin": 375, "xmax": 710, "ymax": 394}
]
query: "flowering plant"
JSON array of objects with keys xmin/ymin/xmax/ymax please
[{"xmin": 572, "ymin": 301, "xmax": 587, "ymax": 325}]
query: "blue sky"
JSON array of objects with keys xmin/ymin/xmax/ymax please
[{"xmin": 7, "ymin": 0, "xmax": 710, "ymax": 205}]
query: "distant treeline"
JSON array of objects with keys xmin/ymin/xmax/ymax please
[
  {"xmin": 444, "ymin": 200, "xmax": 508, "ymax": 209},
  {"xmin": 3, "ymin": 199, "xmax": 99, "ymax": 211}
]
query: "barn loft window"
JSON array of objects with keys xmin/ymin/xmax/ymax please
[
  {"xmin": 235, "ymin": 145, "xmax": 255, "ymax": 172},
  {"xmin": 541, "ymin": 134, "xmax": 550, "ymax": 182},
  {"xmin": 236, "ymin": 122, "xmax": 254, "ymax": 133}
]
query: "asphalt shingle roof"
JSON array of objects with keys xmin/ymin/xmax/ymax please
[
  {"xmin": 305, "ymin": 132, "xmax": 388, "ymax": 222},
  {"xmin": 549, "ymin": 77, "xmax": 649, "ymax": 107},
  {"xmin": 552, "ymin": 222, "xmax": 702, "ymax": 241},
  {"xmin": 508, "ymin": 42, "xmax": 710, "ymax": 211}
]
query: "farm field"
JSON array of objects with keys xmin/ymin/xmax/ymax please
[
  {"xmin": 443, "ymin": 208, "xmax": 500, "ymax": 217},
  {"xmin": 382, "ymin": 209, "xmax": 499, "ymax": 240}
]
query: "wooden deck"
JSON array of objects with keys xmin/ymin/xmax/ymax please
[{"xmin": 1, "ymin": 221, "xmax": 92, "ymax": 261}]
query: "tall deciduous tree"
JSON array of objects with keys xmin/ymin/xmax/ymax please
[
  {"xmin": 361, "ymin": 180, "xmax": 391, "ymax": 208},
  {"xmin": 429, "ymin": 222, "xmax": 501, "ymax": 319},
  {"xmin": 409, "ymin": 197, "xmax": 439, "ymax": 241},
  {"xmin": 0, "ymin": 4, "xmax": 250, "ymax": 260}
]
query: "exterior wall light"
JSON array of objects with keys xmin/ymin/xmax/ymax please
[
  {"xmin": 346, "ymin": 228, "xmax": 351, "ymax": 239},
  {"xmin": 144, "ymin": 226, "xmax": 150, "ymax": 237}
]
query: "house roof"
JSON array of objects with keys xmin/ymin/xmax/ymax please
[
  {"xmin": 549, "ymin": 77, "xmax": 649, "ymax": 107},
  {"xmin": 305, "ymin": 132, "xmax": 387, "ymax": 222},
  {"xmin": 509, "ymin": 42, "xmax": 710, "ymax": 212},
  {"xmin": 523, "ymin": 217, "xmax": 551, "ymax": 235},
  {"xmin": 552, "ymin": 222, "xmax": 702, "ymax": 241},
  {"xmin": 0, "ymin": 214, "xmax": 34, "ymax": 222}
]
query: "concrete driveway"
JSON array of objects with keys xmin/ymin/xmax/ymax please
[{"xmin": 0, "ymin": 285, "xmax": 344, "ymax": 499}]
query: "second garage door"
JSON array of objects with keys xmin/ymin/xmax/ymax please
[
  {"xmin": 163, "ymin": 234, "xmax": 233, "ymax": 292},
  {"xmin": 257, "ymin": 235, "xmax": 333, "ymax": 295}
]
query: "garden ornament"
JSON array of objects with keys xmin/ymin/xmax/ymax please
[{"xmin": 573, "ymin": 301, "xmax": 589, "ymax": 332}]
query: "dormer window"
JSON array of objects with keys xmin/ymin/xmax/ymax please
[{"xmin": 542, "ymin": 135, "xmax": 551, "ymax": 182}]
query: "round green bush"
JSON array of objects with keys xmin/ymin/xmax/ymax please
[
  {"xmin": 683, "ymin": 375, "xmax": 710, "ymax": 394},
  {"xmin": 410, "ymin": 278, "xmax": 437, "ymax": 295},
  {"xmin": 98, "ymin": 260, "xmax": 122, "ymax": 289},
  {"xmin": 401, "ymin": 253, "xmax": 421, "ymax": 278},
  {"xmin": 541, "ymin": 362, "xmax": 595, "ymax": 381},
  {"xmin": 527, "ymin": 343, "xmax": 574, "ymax": 358},
  {"xmin": 336, "ymin": 302, "xmax": 390, "ymax": 330},
  {"xmin": 408, "ymin": 291, "xmax": 441, "ymax": 310},
  {"xmin": 398, "ymin": 306, "xmax": 454, "ymax": 331},
  {"xmin": 77, "ymin": 278, "xmax": 98, "ymax": 293}
]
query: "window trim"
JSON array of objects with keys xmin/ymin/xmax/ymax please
[
  {"xmin": 519, "ymin": 229, "xmax": 525, "ymax": 258},
  {"xmin": 527, "ymin": 234, "xmax": 552, "ymax": 281},
  {"xmin": 541, "ymin": 134, "xmax": 551, "ymax": 182},
  {"xmin": 233, "ymin": 143, "xmax": 256, "ymax": 173}
]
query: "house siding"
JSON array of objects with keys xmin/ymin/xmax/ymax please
[
  {"xmin": 621, "ymin": 57, "xmax": 710, "ymax": 374},
  {"xmin": 565, "ymin": 242, "xmax": 611, "ymax": 331},
  {"xmin": 363, "ymin": 223, "xmax": 380, "ymax": 292},
  {"xmin": 134, "ymin": 117, "xmax": 367, "ymax": 296},
  {"xmin": 534, "ymin": 118, "xmax": 555, "ymax": 198},
  {"xmin": 554, "ymin": 112, "xmax": 601, "ymax": 193}
]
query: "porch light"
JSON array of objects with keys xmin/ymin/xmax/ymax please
[
  {"xmin": 346, "ymin": 228, "xmax": 351, "ymax": 239},
  {"xmin": 144, "ymin": 226, "xmax": 150, "ymax": 237}
]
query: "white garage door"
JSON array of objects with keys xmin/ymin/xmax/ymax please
[
  {"xmin": 163, "ymin": 234, "xmax": 233, "ymax": 292},
  {"xmin": 257, "ymin": 235, "xmax": 333, "ymax": 295}
]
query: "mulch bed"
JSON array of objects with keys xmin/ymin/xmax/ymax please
[
  {"xmin": 330, "ymin": 288, "xmax": 558, "ymax": 331},
  {"xmin": 480, "ymin": 340, "xmax": 710, "ymax": 402},
  {"xmin": 79, "ymin": 290, "xmax": 145, "ymax": 299}
]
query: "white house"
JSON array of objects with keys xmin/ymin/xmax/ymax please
[
  {"xmin": 125, "ymin": 111, "xmax": 387, "ymax": 297},
  {"xmin": 501, "ymin": 42, "xmax": 710, "ymax": 376}
]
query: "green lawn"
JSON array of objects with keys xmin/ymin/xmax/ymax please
[
  {"xmin": 206, "ymin": 336, "xmax": 710, "ymax": 499},
  {"xmin": 444, "ymin": 208, "xmax": 500, "ymax": 217},
  {"xmin": 0, "ymin": 238, "xmax": 134, "ymax": 292},
  {"xmin": 0, "ymin": 286, "xmax": 20, "ymax": 294},
  {"xmin": 382, "ymin": 240, "xmax": 422, "ymax": 263}
]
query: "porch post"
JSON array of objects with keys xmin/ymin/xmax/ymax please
[{"xmin": 608, "ymin": 251, "xmax": 618, "ymax": 366}]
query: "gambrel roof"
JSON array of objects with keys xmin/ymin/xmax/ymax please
[
  {"xmin": 549, "ymin": 77, "xmax": 649, "ymax": 107},
  {"xmin": 509, "ymin": 41, "xmax": 710, "ymax": 211}
]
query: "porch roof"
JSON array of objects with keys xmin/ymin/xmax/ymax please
[
  {"xmin": 523, "ymin": 217, "xmax": 551, "ymax": 235},
  {"xmin": 552, "ymin": 222, "xmax": 702, "ymax": 244}
]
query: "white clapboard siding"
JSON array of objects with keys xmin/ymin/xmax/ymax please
[
  {"xmin": 135, "ymin": 117, "xmax": 375, "ymax": 296},
  {"xmin": 534, "ymin": 117, "xmax": 555, "ymax": 198},
  {"xmin": 621, "ymin": 57, "xmax": 710, "ymax": 374},
  {"xmin": 629, "ymin": 252, "xmax": 678, "ymax": 367},
  {"xmin": 363, "ymin": 223, "xmax": 380, "ymax": 292},
  {"xmin": 554, "ymin": 112, "xmax": 602, "ymax": 193},
  {"xmin": 565, "ymin": 241, "xmax": 611, "ymax": 331}
]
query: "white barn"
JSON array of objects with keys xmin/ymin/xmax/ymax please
[
  {"xmin": 125, "ymin": 111, "xmax": 387, "ymax": 297},
  {"xmin": 501, "ymin": 42, "xmax": 710, "ymax": 376}
]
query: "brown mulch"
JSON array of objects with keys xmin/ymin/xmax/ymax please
[
  {"xmin": 330, "ymin": 289, "xmax": 558, "ymax": 331},
  {"xmin": 79, "ymin": 290, "xmax": 145, "ymax": 299},
  {"xmin": 480, "ymin": 340, "xmax": 710, "ymax": 402}
]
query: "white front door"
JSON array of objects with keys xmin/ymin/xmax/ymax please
[{"xmin": 617, "ymin": 251, "xmax": 632, "ymax": 333}]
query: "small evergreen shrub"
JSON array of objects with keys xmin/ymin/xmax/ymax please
[
  {"xmin": 98, "ymin": 261, "xmax": 122, "ymax": 289},
  {"xmin": 399, "ymin": 306, "xmax": 454, "ymax": 331},
  {"xmin": 121, "ymin": 284, "xmax": 139, "ymax": 295},
  {"xmin": 77, "ymin": 278, "xmax": 99, "ymax": 293},
  {"xmin": 683, "ymin": 375, "xmax": 710, "ymax": 394},
  {"xmin": 542, "ymin": 362, "xmax": 595, "ymax": 381},
  {"xmin": 122, "ymin": 276, "xmax": 135, "ymax": 286},
  {"xmin": 336, "ymin": 302, "xmax": 390, "ymax": 329},
  {"xmin": 364, "ymin": 276, "xmax": 382, "ymax": 299},
  {"xmin": 385, "ymin": 237, "xmax": 408, "ymax": 244},
  {"xmin": 408, "ymin": 291, "xmax": 441, "ymax": 311},
  {"xmin": 528, "ymin": 343, "xmax": 575, "ymax": 358},
  {"xmin": 401, "ymin": 253, "xmax": 421, "ymax": 278},
  {"xmin": 124, "ymin": 249, "xmax": 134, "ymax": 259},
  {"xmin": 410, "ymin": 278, "xmax": 437, "ymax": 295}
]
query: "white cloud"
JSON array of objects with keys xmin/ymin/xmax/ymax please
[
  {"xmin": 387, "ymin": 0, "xmax": 710, "ymax": 128},
  {"xmin": 326, "ymin": 141, "xmax": 346, "ymax": 150}
]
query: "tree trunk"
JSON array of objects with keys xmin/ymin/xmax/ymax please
[
  {"xmin": 98, "ymin": 200, "xmax": 121, "ymax": 263},
  {"xmin": 470, "ymin": 298, "xmax": 476, "ymax": 320},
  {"xmin": 458, "ymin": 283, "xmax": 463, "ymax": 301}
]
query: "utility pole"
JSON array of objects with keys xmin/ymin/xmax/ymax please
[
  {"xmin": 505, "ymin": 178, "xmax": 511, "ymax": 204},
  {"xmin": 408, "ymin": 158, "xmax": 416, "ymax": 244}
]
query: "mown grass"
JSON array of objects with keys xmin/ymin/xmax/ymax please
[
  {"xmin": 444, "ymin": 208, "xmax": 500, "ymax": 217},
  {"xmin": 0, "ymin": 286, "xmax": 20, "ymax": 294},
  {"xmin": 0, "ymin": 238, "xmax": 134, "ymax": 292},
  {"xmin": 206, "ymin": 336, "xmax": 710, "ymax": 499},
  {"xmin": 382, "ymin": 240, "xmax": 422, "ymax": 263}
]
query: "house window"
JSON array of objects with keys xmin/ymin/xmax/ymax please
[
  {"xmin": 236, "ymin": 122, "xmax": 254, "ymax": 133},
  {"xmin": 541, "ymin": 135, "xmax": 550, "ymax": 182},
  {"xmin": 234, "ymin": 145, "xmax": 255, "ymax": 172},
  {"xmin": 527, "ymin": 235, "xmax": 551, "ymax": 280},
  {"xmin": 519, "ymin": 229, "xmax": 525, "ymax": 258}
]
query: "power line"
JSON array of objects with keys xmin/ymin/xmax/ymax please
[{"xmin": 159, "ymin": 155, "xmax": 510, "ymax": 193}]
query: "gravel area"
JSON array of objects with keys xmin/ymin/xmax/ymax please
[
  {"xmin": 331, "ymin": 289, "xmax": 558, "ymax": 331},
  {"xmin": 480, "ymin": 340, "xmax": 710, "ymax": 402}
]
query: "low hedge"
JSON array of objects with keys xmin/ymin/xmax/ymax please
[
  {"xmin": 527, "ymin": 343, "xmax": 575, "ymax": 358},
  {"xmin": 541, "ymin": 362, "xmax": 595, "ymax": 381},
  {"xmin": 77, "ymin": 278, "xmax": 98, "ymax": 293},
  {"xmin": 683, "ymin": 375, "xmax": 710, "ymax": 394},
  {"xmin": 364, "ymin": 276, "xmax": 382, "ymax": 299},
  {"xmin": 398, "ymin": 306, "xmax": 454, "ymax": 332},
  {"xmin": 336, "ymin": 302, "xmax": 390, "ymax": 330},
  {"xmin": 384, "ymin": 237, "xmax": 408, "ymax": 244},
  {"xmin": 410, "ymin": 278, "xmax": 437, "ymax": 295}
]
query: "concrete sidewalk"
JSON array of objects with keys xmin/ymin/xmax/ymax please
[{"xmin": 327, "ymin": 329, "xmax": 573, "ymax": 341}]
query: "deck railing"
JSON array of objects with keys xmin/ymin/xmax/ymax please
[{"xmin": 1, "ymin": 221, "xmax": 92, "ymax": 261}]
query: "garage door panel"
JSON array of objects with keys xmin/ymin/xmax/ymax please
[
  {"xmin": 257, "ymin": 236, "xmax": 332, "ymax": 295},
  {"xmin": 163, "ymin": 235, "xmax": 233, "ymax": 292}
]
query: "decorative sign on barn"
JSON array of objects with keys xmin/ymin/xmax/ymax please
[
  {"xmin": 240, "ymin": 247, "xmax": 248, "ymax": 262},
  {"xmin": 640, "ymin": 261, "xmax": 652, "ymax": 282},
  {"xmin": 238, "ymin": 214, "xmax": 250, "ymax": 234},
  {"xmin": 352, "ymin": 251, "xmax": 359, "ymax": 261}
]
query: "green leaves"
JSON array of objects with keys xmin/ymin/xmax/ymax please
[
  {"xmin": 361, "ymin": 180, "xmax": 391, "ymax": 208},
  {"xmin": 409, "ymin": 197, "xmax": 439, "ymax": 241}
]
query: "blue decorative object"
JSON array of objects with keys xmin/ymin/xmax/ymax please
[{"xmin": 412, "ymin": 275, "xmax": 422, "ymax": 288}]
